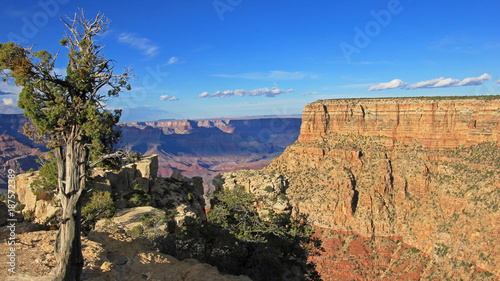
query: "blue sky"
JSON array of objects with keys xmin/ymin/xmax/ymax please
[{"xmin": 1, "ymin": 0, "xmax": 499, "ymax": 122}]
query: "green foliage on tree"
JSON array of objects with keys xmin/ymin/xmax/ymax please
[{"xmin": 30, "ymin": 152, "xmax": 58, "ymax": 197}]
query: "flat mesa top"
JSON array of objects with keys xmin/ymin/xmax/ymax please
[{"xmin": 311, "ymin": 95, "xmax": 500, "ymax": 105}]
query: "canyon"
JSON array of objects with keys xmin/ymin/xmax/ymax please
[
  {"xmin": 0, "ymin": 114, "xmax": 47, "ymax": 191},
  {"xmin": 0, "ymin": 115, "xmax": 301, "ymax": 191},
  {"xmin": 1, "ymin": 96, "xmax": 499, "ymax": 279},
  {"xmin": 119, "ymin": 117, "xmax": 301, "ymax": 189},
  {"xmin": 264, "ymin": 96, "xmax": 500, "ymax": 279}
]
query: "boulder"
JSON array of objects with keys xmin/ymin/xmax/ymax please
[{"xmin": 135, "ymin": 155, "xmax": 158, "ymax": 179}]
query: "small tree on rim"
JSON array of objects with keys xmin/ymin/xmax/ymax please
[{"xmin": 0, "ymin": 9, "xmax": 131, "ymax": 281}]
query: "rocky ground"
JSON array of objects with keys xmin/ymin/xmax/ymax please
[{"xmin": 0, "ymin": 221, "xmax": 251, "ymax": 281}]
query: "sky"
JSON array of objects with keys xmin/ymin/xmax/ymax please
[{"xmin": 0, "ymin": 0, "xmax": 499, "ymax": 122}]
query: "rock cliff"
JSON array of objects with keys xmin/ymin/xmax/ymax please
[
  {"xmin": 266, "ymin": 96, "xmax": 500, "ymax": 279},
  {"xmin": 298, "ymin": 97, "xmax": 500, "ymax": 148}
]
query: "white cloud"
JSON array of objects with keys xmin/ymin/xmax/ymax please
[
  {"xmin": 368, "ymin": 79, "xmax": 407, "ymax": 91},
  {"xmin": 303, "ymin": 91, "xmax": 318, "ymax": 96},
  {"xmin": 457, "ymin": 73, "xmax": 491, "ymax": 86},
  {"xmin": 212, "ymin": 71, "xmax": 314, "ymax": 80},
  {"xmin": 408, "ymin": 73, "xmax": 491, "ymax": 89},
  {"xmin": 0, "ymin": 83, "xmax": 21, "ymax": 95},
  {"xmin": 197, "ymin": 92, "xmax": 210, "ymax": 99},
  {"xmin": 496, "ymin": 79, "xmax": 500, "ymax": 84},
  {"xmin": 2, "ymin": 98, "xmax": 14, "ymax": 105},
  {"xmin": 159, "ymin": 95, "xmax": 178, "ymax": 101},
  {"xmin": 118, "ymin": 33, "xmax": 159, "ymax": 58},
  {"xmin": 166, "ymin": 57, "xmax": 178, "ymax": 65},
  {"xmin": 198, "ymin": 87, "xmax": 294, "ymax": 99}
]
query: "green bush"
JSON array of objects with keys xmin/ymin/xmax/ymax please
[
  {"xmin": 127, "ymin": 225, "xmax": 144, "ymax": 238},
  {"xmin": 15, "ymin": 203, "xmax": 25, "ymax": 212},
  {"xmin": 264, "ymin": 186, "xmax": 274, "ymax": 193},
  {"xmin": 159, "ymin": 186, "xmax": 321, "ymax": 281},
  {"xmin": 23, "ymin": 209, "xmax": 35, "ymax": 222},
  {"xmin": 82, "ymin": 191, "xmax": 116, "ymax": 228},
  {"xmin": 187, "ymin": 193, "xmax": 194, "ymax": 203},
  {"xmin": 127, "ymin": 192, "xmax": 152, "ymax": 207},
  {"xmin": 123, "ymin": 151, "xmax": 143, "ymax": 164}
]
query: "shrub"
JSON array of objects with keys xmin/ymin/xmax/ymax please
[
  {"xmin": 15, "ymin": 203, "xmax": 25, "ymax": 212},
  {"xmin": 82, "ymin": 191, "xmax": 116, "ymax": 229},
  {"xmin": 159, "ymin": 186, "xmax": 322, "ymax": 281},
  {"xmin": 127, "ymin": 192, "xmax": 152, "ymax": 207},
  {"xmin": 264, "ymin": 186, "xmax": 274, "ymax": 193},
  {"xmin": 127, "ymin": 225, "xmax": 144, "ymax": 238},
  {"xmin": 23, "ymin": 209, "xmax": 35, "ymax": 222}
]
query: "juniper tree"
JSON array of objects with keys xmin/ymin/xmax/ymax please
[{"xmin": 0, "ymin": 9, "xmax": 131, "ymax": 281}]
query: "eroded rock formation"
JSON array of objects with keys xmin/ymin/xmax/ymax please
[
  {"xmin": 15, "ymin": 155, "xmax": 206, "ymax": 226},
  {"xmin": 266, "ymin": 97, "xmax": 500, "ymax": 278}
]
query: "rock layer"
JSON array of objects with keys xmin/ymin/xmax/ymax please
[
  {"xmin": 266, "ymin": 96, "xmax": 500, "ymax": 278},
  {"xmin": 298, "ymin": 97, "xmax": 500, "ymax": 149}
]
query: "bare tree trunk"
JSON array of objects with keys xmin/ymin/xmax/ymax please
[
  {"xmin": 53, "ymin": 205, "xmax": 83, "ymax": 281},
  {"xmin": 52, "ymin": 134, "xmax": 86, "ymax": 281}
]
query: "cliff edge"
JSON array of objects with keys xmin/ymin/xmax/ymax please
[{"xmin": 266, "ymin": 96, "xmax": 500, "ymax": 279}]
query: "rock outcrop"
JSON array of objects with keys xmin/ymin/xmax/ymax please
[
  {"xmin": 15, "ymin": 155, "xmax": 206, "ymax": 225},
  {"xmin": 214, "ymin": 170, "xmax": 292, "ymax": 217},
  {"xmin": 266, "ymin": 96, "xmax": 500, "ymax": 279}
]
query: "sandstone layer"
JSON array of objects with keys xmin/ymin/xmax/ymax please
[
  {"xmin": 298, "ymin": 97, "xmax": 500, "ymax": 149},
  {"xmin": 266, "ymin": 96, "xmax": 500, "ymax": 279}
]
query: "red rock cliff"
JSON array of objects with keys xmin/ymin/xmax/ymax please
[{"xmin": 298, "ymin": 98, "xmax": 500, "ymax": 149}]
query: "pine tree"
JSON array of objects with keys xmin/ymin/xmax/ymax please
[{"xmin": 0, "ymin": 9, "xmax": 131, "ymax": 280}]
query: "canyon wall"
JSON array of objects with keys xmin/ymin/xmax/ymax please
[
  {"xmin": 299, "ymin": 97, "xmax": 500, "ymax": 148},
  {"xmin": 266, "ymin": 96, "xmax": 500, "ymax": 279}
]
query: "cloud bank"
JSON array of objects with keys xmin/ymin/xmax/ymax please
[
  {"xmin": 368, "ymin": 79, "xmax": 407, "ymax": 91},
  {"xmin": 118, "ymin": 33, "xmax": 159, "ymax": 58},
  {"xmin": 159, "ymin": 95, "xmax": 178, "ymax": 101},
  {"xmin": 197, "ymin": 87, "xmax": 294, "ymax": 98},
  {"xmin": 369, "ymin": 73, "xmax": 492, "ymax": 91}
]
